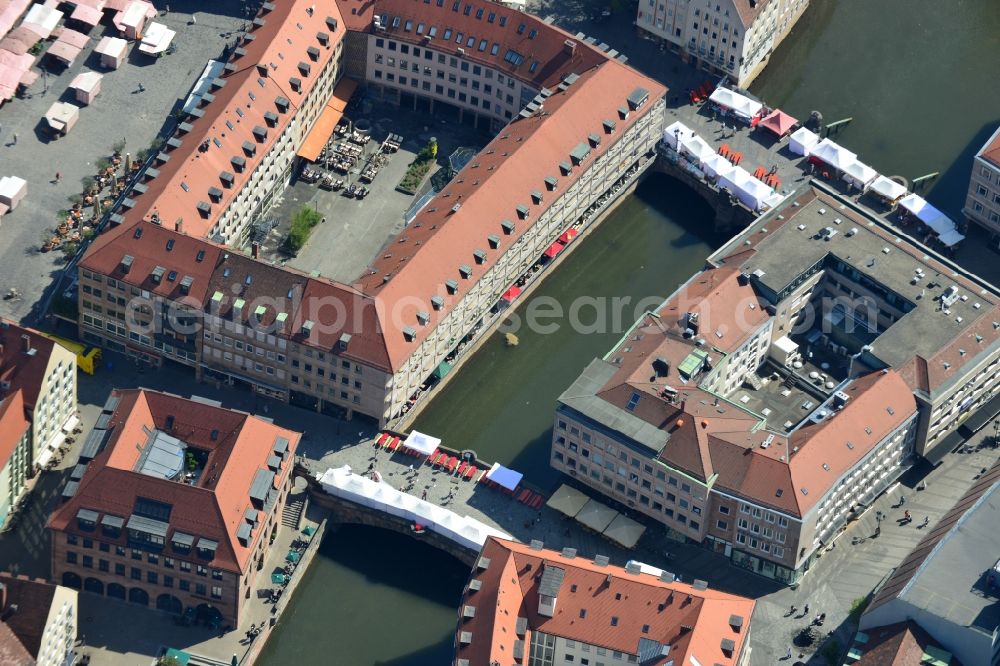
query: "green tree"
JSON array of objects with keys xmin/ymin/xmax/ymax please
[{"xmin": 282, "ymin": 206, "xmax": 323, "ymax": 254}]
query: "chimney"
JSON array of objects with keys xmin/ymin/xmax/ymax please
[
  {"xmin": 21, "ymin": 334, "xmax": 31, "ymax": 354},
  {"xmin": 563, "ymin": 39, "xmax": 576, "ymax": 56},
  {"xmin": 252, "ymin": 242, "xmax": 261, "ymax": 259},
  {"xmin": 175, "ymin": 219, "xmax": 183, "ymax": 233}
]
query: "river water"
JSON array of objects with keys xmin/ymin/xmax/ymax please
[{"xmin": 262, "ymin": 3, "xmax": 1000, "ymax": 663}]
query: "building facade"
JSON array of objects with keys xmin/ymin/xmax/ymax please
[
  {"xmin": 962, "ymin": 124, "xmax": 1000, "ymax": 246},
  {"xmin": 636, "ymin": 0, "xmax": 809, "ymax": 87},
  {"xmin": 47, "ymin": 389, "xmax": 299, "ymax": 627},
  {"xmin": 0, "ymin": 391, "xmax": 31, "ymax": 528},
  {"xmin": 0, "ymin": 321, "xmax": 78, "ymax": 470},
  {"xmin": 453, "ymin": 537, "xmax": 755, "ymax": 666},
  {"xmin": 0, "ymin": 573, "xmax": 77, "ymax": 666},
  {"xmin": 77, "ymin": 0, "xmax": 668, "ymax": 428},
  {"xmin": 551, "ymin": 184, "xmax": 1000, "ymax": 583}
]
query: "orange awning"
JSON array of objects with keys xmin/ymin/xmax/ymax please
[
  {"xmin": 501, "ymin": 285, "xmax": 522, "ymax": 301},
  {"xmin": 558, "ymin": 228, "xmax": 578, "ymax": 244},
  {"xmin": 296, "ymin": 78, "xmax": 358, "ymax": 162}
]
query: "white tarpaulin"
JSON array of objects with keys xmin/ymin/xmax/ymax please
[
  {"xmin": 402, "ymin": 430, "xmax": 440, "ymax": 455},
  {"xmin": 810, "ymin": 138, "xmax": 857, "ymax": 171},
  {"xmin": 898, "ymin": 194, "xmax": 955, "ymax": 234},
  {"xmin": 0, "ymin": 175, "xmax": 27, "ymax": 210},
  {"xmin": 718, "ymin": 167, "xmax": 775, "ymax": 211},
  {"xmin": 485, "ymin": 462, "xmax": 523, "ymax": 491},
  {"xmin": 138, "ymin": 21, "xmax": 175, "ymax": 55},
  {"xmin": 789, "ymin": 127, "xmax": 819, "ymax": 156},
  {"xmin": 842, "ymin": 161, "xmax": 878, "ymax": 190},
  {"xmin": 937, "ymin": 229, "xmax": 966, "ymax": 247},
  {"xmin": 317, "ymin": 465, "xmax": 512, "ymax": 548},
  {"xmin": 663, "ymin": 121, "xmax": 694, "ymax": 150},
  {"xmin": 708, "ymin": 87, "xmax": 762, "ymax": 120},
  {"xmin": 679, "ymin": 134, "xmax": 715, "ymax": 164},
  {"xmin": 869, "ymin": 176, "xmax": 907, "ymax": 202},
  {"xmin": 762, "ymin": 190, "xmax": 788, "ymax": 211},
  {"xmin": 701, "ymin": 153, "xmax": 736, "ymax": 180}
]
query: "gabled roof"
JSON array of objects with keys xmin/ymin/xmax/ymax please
[
  {"xmin": 107, "ymin": 0, "xmax": 346, "ymax": 241},
  {"xmin": 337, "ymin": 0, "xmax": 610, "ymax": 89},
  {"xmin": 48, "ymin": 389, "xmax": 300, "ymax": 573},
  {"xmin": 360, "ymin": 61, "xmax": 665, "ymax": 369},
  {"xmin": 0, "ymin": 321, "xmax": 62, "ymax": 412},
  {"xmin": 0, "ymin": 390, "xmax": 29, "ymax": 470},
  {"xmin": 0, "ymin": 573, "xmax": 60, "ymax": 663},
  {"xmin": 81, "ymin": 221, "xmax": 223, "ymax": 304},
  {"xmin": 455, "ymin": 537, "xmax": 754, "ymax": 666},
  {"xmin": 852, "ymin": 621, "xmax": 961, "ymax": 665},
  {"xmin": 977, "ymin": 124, "xmax": 1000, "ymax": 169}
]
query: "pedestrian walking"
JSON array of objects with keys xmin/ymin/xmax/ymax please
[
  {"xmin": 789, "ymin": 604, "xmax": 796, "ymax": 614},
  {"xmin": 11, "ymin": 132, "xmax": 16, "ymax": 145},
  {"xmin": 803, "ymin": 603, "xmax": 809, "ymax": 614},
  {"xmin": 785, "ymin": 647, "xmax": 793, "ymax": 660},
  {"xmin": 55, "ymin": 171, "xmax": 61, "ymax": 182},
  {"xmin": 190, "ymin": 13, "xmax": 197, "ymax": 24}
]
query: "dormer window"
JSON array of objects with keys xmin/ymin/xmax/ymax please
[
  {"xmin": 445, "ymin": 280, "xmax": 458, "ymax": 294},
  {"xmin": 501, "ymin": 220, "xmax": 515, "ymax": 235},
  {"xmin": 431, "ymin": 295, "xmax": 444, "ymax": 310},
  {"xmin": 459, "ymin": 265, "xmax": 472, "ymax": 279},
  {"xmin": 473, "ymin": 249, "xmax": 486, "ymax": 264},
  {"xmin": 487, "ymin": 235, "xmax": 500, "ymax": 249}
]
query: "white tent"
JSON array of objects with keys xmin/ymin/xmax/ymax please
[
  {"xmin": 22, "ymin": 4, "xmax": 62, "ymax": 39},
  {"xmin": 138, "ymin": 21, "xmax": 176, "ymax": 55},
  {"xmin": 708, "ymin": 87, "xmax": 762, "ymax": 121},
  {"xmin": 937, "ymin": 229, "xmax": 966, "ymax": 247},
  {"xmin": 842, "ymin": 161, "xmax": 878, "ymax": 191},
  {"xmin": 788, "ymin": 127, "xmax": 819, "ymax": 156},
  {"xmin": 402, "ymin": 430, "xmax": 440, "ymax": 455},
  {"xmin": 868, "ymin": 176, "xmax": 907, "ymax": 203},
  {"xmin": 679, "ymin": 134, "xmax": 715, "ymax": 164},
  {"xmin": 662, "ymin": 121, "xmax": 694, "ymax": 150},
  {"xmin": 762, "ymin": 191, "xmax": 788, "ymax": 211},
  {"xmin": 898, "ymin": 194, "xmax": 955, "ymax": 234},
  {"xmin": 485, "ymin": 462, "xmax": 523, "ymax": 491},
  {"xmin": 701, "ymin": 153, "xmax": 736, "ymax": 180},
  {"xmin": 810, "ymin": 138, "xmax": 857, "ymax": 172},
  {"xmin": 718, "ymin": 167, "xmax": 775, "ymax": 211},
  {"xmin": 0, "ymin": 175, "xmax": 27, "ymax": 211}
]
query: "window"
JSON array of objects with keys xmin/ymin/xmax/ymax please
[
  {"xmin": 115, "ymin": 563, "xmax": 125, "ymax": 576},
  {"xmin": 66, "ymin": 551, "xmax": 77, "ymax": 564},
  {"xmin": 179, "ymin": 580, "xmax": 190, "ymax": 591},
  {"xmin": 719, "ymin": 505, "xmax": 730, "ymax": 515},
  {"xmin": 212, "ymin": 586, "xmax": 223, "ymax": 599},
  {"xmin": 196, "ymin": 583, "xmax": 207, "ymax": 596},
  {"xmin": 717, "ymin": 520, "xmax": 728, "ymax": 530},
  {"xmin": 131, "ymin": 567, "xmax": 142, "ymax": 580},
  {"xmin": 977, "ymin": 184, "xmax": 989, "ymax": 197}
]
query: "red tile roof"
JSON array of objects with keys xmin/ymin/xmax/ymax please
[
  {"xmin": 853, "ymin": 621, "xmax": 961, "ymax": 665},
  {"xmin": 0, "ymin": 573, "xmax": 60, "ymax": 664},
  {"xmin": 362, "ymin": 61, "xmax": 665, "ymax": 369},
  {"xmin": 337, "ymin": 0, "xmax": 610, "ymax": 89},
  {"xmin": 455, "ymin": 537, "xmax": 754, "ymax": 666},
  {"xmin": 0, "ymin": 390, "xmax": 28, "ymax": 473},
  {"xmin": 0, "ymin": 320, "xmax": 61, "ymax": 412},
  {"xmin": 48, "ymin": 389, "xmax": 300, "ymax": 573},
  {"xmin": 121, "ymin": 0, "xmax": 345, "ymax": 240},
  {"xmin": 81, "ymin": 221, "xmax": 224, "ymax": 304},
  {"xmin": 979, "ymin": 125, "xmax": 1000, "ymax": 169}
]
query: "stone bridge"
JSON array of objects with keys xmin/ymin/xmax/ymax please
[{"xmin": 297, "ymin": 465, "xmax": 478, "ymax": 566}]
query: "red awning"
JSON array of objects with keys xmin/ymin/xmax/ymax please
[
  {"xmin": 558, "ymin": 228, "xmax": 579, "ymax": 244},
  {"xmin": 759, "ymin": 109, "xmax": 798, "ymax": 137},
  {"xmin": 501, "ymin": 285, "xmax": 522, "ymax": 302},
  {"xmin": 543, "ymin": 241, "xmax": 565, "ymax": 258}
]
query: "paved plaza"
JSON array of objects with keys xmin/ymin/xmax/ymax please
[
  {"xmin": 0, "ymin": 2, "xmax": 249, "ymax": 324},
  {"xmin": 262, "ymin": 95, "xmax": 490, "ymax": 283}
]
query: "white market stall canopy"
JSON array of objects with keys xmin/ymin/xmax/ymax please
[
  {"xmin": 809, "ymin": 138, "xmax": 857, "ymax": 171},
  {"xmin": 842, "ymin": 160, "xmax": 878, "ymax": 190},
  {"xmin": 937, "ymin": 229, "xmax": 966, "ymax": 247},
  {"xmin": 662, "ymin": 120, "xmax": 694, "ymax": 150},
  {"xmin": 679, "ymin": 134, "xmax": 715, "ymax": 164},
  {"xmin": 869, "ymin": 175, "xmax": 908, "ymax": 203},
  {"xmin": 701, "ymin": 153, "xmax": 736, "ymax": 180},
  {"xmin": 788, "ymin": 127, "xmax": 819, "ymax": 156},
  {"xmin": 898, "ymin": 194, "xmax": 956, "ymax": 235},
  {"xmin": 485, "ymin": 462, "xmax": 523, "ymax": 491},
  {"xmin": 22, "ymin": 4, "xmax": 62, "ymax": 40},
  {"xmin": 708, "ymin": 87, "xmax": 762, "ymax": 120},
  {"xmin": 70, "ymin": 70, "xmax": 103, "ymax": 105},
  {"xmin": 138, "ymin": 21, "xmax": 175, "ymax": 55},
  {"xmin": 719, "ymin": 166, "xmax": 775, "ymax": 211},
  {"xmin": 95, "ymin": 36, "xmax": 128, "ymax": 69},
  {"xmin": 317, "ymin": 466, "xmax": 511, "ymax": 550},
  {"xmin": 44, "ymin": 101, "xmax": 79, "ymax": 134},
  {"xmin": 401, "ymin": 430, "xmax": 440, "ymax": 456},
  {"xmin": 576, "ymin": 499, "xmax": 618, "ymax": 532},
  {"xmin": 0, "ymin": 175, "xmax": 27, "ymax": 211}
]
